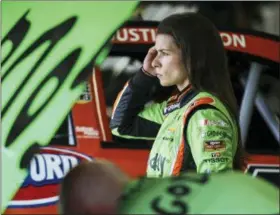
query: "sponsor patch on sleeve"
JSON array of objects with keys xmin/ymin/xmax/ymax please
[
  {"xmin": 203, "ymin": 140, "xmax": 226, "ymax": 151},
  {"xmin": 200, "ymin": 119, "xmax": 229, "ymax": 127},
  {"xmin": 203, "ymin": 157, "xmax": 229, "ymax": 164},
  {"xmin": 201, "ymin": 130, "xmax": 230, "ymax": 139},
  {"xmin": 211, "ymin": 152, "xmax": 221, "ymax": 158}
]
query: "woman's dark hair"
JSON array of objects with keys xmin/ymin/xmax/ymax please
[{"xmin": 157, "ymin": 12, "xmax": 245, "ymax": 169}]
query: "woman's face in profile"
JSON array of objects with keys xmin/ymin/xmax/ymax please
[{"xmin": 152, "ymin": 34, "xmax": 189, "ymax": 90}]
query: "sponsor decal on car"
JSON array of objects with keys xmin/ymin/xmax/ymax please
[
  {"xmin": 77, "ymin": 83, "xmax": 92, "ymax": 104},
  {"xmin": 8, "ymin": 147, "xmax": 93, "ymax": 208},
  {"xmin": 75, "ymin": 126, "xmax": 99, "ymax": 138}
]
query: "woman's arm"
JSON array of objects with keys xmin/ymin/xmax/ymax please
[
  {"xmin": 186, "ymin": 108, "xmax": 237, "ymax": 173},
  {"xmin": 110, "ymin": 69, "xmax": 166, "ymax": 140}
]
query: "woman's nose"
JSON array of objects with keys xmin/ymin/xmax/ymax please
[{"xmin": 152, "ymin": 55, "xmax": 160, "ymax": 68}]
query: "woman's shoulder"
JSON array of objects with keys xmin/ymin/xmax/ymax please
[
  {"xmin": 190, "ymin": 91, "xmax": 230, "ymax": 114},
  {"xmin": 194, "ymin": 91, "xmax": 221, "ymax": 103},
  {"xmin": 185, "ymin": 91, "xmax": 235, "ymax": 125}
]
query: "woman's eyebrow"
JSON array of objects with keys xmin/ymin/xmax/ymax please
[{"xmin": 157, "ymin": 48, "xmax": 172, "ymax": 52}]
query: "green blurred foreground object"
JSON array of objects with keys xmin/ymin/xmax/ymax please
[
  {"xmin": 120, "ymin": 171, "xmax": 279, "ymax": 214},
  {"xmin": 1, "ymin": 1, "xmax": 138, "ymax": 212}
]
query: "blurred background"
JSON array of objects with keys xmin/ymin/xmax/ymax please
[{"xmin": 135, "ymin": 1, "xmax": 279, "ymax": 34}]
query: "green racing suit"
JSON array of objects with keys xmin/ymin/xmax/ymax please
[
  {"xmin": 110, "ymin": 69, "xmax": 239, "ymax": 177},
  {"xmin": 119, "ymin": 171, "xmax": 279, "ymax": 214}
]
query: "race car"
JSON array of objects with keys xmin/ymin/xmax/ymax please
[{"xmin": 5, "ymin": 20, "xmax": 279, "ymax": 215}]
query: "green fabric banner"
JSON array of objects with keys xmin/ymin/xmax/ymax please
[{"xmin": 1, "ymin": 1, "xmax": 138, "ymax": 212}]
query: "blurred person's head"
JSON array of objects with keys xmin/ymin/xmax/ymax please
[
  {"xmin": 152, "ymin": 12, "xmax": 244, "ymax": 169},
  {"xmin": 59, "ymin": 160, "xmax": 278, "ymax": 214},
  {"xmin": 59, "ymin": 160, "xmax": 129, "ymax": 215}
]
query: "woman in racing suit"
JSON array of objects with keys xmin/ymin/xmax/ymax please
[{"xmin": 110, "ymin": 12, "xmax": 244, "ymax": 177}]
